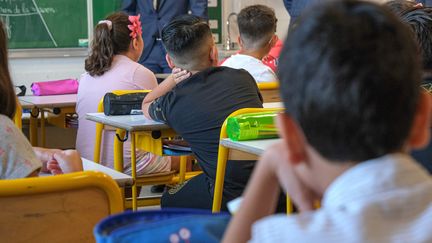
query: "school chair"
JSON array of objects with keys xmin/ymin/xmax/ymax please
[
  {"xmin": 93, "ymin": 90, "xmax": 201, "ymax": 210},
  {"xmin": 13, "ymin": 97, "xmax": 22, "ymax": 129},
  {"xmin": 212, "ymin": 107, "xmax": 293, "ymax": 214},
  {"xmin": 257, "ymin": 81, "xmax": 281, "ymax": 103},
  {"xmin": 0, "ymin": 171, "xmax": 123, "ymax": 243}
]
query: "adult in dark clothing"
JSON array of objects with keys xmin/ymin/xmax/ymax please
[
  {"xmin": 142, "ymin": 15, "xmax": 264, "ymax": 210},
  {"xmin": 283, "ymin": 0, "xmax": 317, "ymax": 25},
  {"xmin": 122, "ymin": 0, "xmax": 208, "ymax": 74},
  {"xmin": 386, "ymin": 2, "xmax": 432, "ymax": 173}
]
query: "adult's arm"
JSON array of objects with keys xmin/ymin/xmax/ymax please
[
  {"xmin": 121, "ymin": 0, "xmax": 138, "ymax": 15},
  {"xmin": 189, "ymin": 0, "xmax": 208, "ymax": 20}
]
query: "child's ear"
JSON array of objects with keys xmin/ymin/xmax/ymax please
[
  {"xmin": 209, "ymin": 45, "xmax": 219, "ymax": 66},
  {"xmin": 165, "ymin": 54, "xmax": 176, "ymax": 69},
  {"xmin": 132, "ymin": 38, "xmax": 139, "ymax": 50},
  {"xmin": 237, "ymin": 36, "xmax": 244, "ymax": 49},
  {"xmin": 276, "ymin": 113, "xmax": 307, "ymax": 165},
  {"xmin": 270, "ymin": 35, "xmax": 279, "ymax": 48},
  {"xmin": 408, "ymin": 91, "xmax": 432, "ymax": 149}
]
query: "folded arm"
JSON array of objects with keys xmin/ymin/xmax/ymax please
[{"xmin": 142, "ymin": 68, "xmax": 191, "ymax": 119}]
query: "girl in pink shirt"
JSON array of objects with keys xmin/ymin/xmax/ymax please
[{"xmin": 76, "ymin": 12, "xmax": 171, "ymax": 175}]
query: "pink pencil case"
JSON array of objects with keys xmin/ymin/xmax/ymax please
[{"xmin": 31, "ymin": 79, "xmax": 79, "ymax": 96}]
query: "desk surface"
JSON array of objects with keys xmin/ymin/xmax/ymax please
[
  {"xmin": 82, "ymin": 158, "xmax": 133, "ymax": 187},
  {"xmin": 19, "ymin": 94, "xmax": 77, "ymax": 108},
  {"xmin": 19, "ymin": 100, "xmax": 35, "ymax": 109},
  {"xmin": 86, "ymin": 113, "xmax": 169, "ymax": 131},
  {"xmin": 263, "ymin": 102, "xmax": 283, "ymax": 109},
  {"xmin": 220, "ymin": 138, "xmax": 281, "ymax": 156}
]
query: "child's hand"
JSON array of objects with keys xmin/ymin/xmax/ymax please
[
  {"xmin": 263, "ymin": 140, "xmax": 318, "ymax": 212},
  {"xmin": 33, "ymin": 147, "xmax": 62, "ymax": 173},
  {"xmin": 47, "ymin": 150, "xmax": 83, "ymax": 175},
  {"xmin": 172, "ymin": 67, "xmax": 191, "ymax": 84}
]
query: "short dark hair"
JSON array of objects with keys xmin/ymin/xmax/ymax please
[
  {"xmin": 0, "ymin": 20, "xmax": 16, "ymax": 119},
  {"xmin": 237, "ymin": 5, "xmax": 277, "ymax": 49},
  {"xmin": 85, "ymin": 12, "xmax": 133, "ymax": 76},
  {"xmin": 161, "ymin": 15, "xmax": 212, "ymax": 69},
  {"xmin": 386, "ymin": 0, "xmax": 418, "ymax": 16},
  {"xmin": 401, "ymin": 8, "xmax": 432, "ymax": 70},
  {"xmin": 278, "ymin": 0, "xmax": 421, "ymax": 162}
]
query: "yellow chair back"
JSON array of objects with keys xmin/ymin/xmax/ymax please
[
  {"xmin": 0, "ymin": 171, "xmax": 123, "ymax": 243},
  {"xmin": 257, "ymin": 81, "xmax": 279, "ymax": 90},
  {"xmin": 212, "ymin": 107, "xmax": 293, "ymax": 214},
  {"xmin": 257, "ymin": 81, "xmax": 281, "ymax": 103},
  {"xmin": 13, "ymin": 97, "xmax": 22, "ymax": 129}
]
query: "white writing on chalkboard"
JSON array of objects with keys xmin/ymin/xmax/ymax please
[
  {"xmin": 0, "ymin": 0, "xmax": 57, "ymax": 46},
  {"xmin": 0, "ymin": 6, "xmax": 55, "ymax": 15}
]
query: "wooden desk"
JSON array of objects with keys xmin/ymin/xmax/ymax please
[
  {"xmin": 220, "ymin": 138, "xmax": 281, "ymax": 156},
  {"xmin": 85, "ymin": 112, "xmax": 168, "ymax": 131},
  {"xmin": 82, "ymin": 158, "xmax": 133, "ymax": 187},
  {"xmin": 263, "ymin": 102, "xmax": 283, "ymax": 109},
  {"xmin": 85, "ymin": 113, "xmax": 176, "ymax": 210},
  {"xmin": 18, "ymin": 94, "xmax": 77, "ymax": 146},
  {"xmin": 19, "ymin": 94, "xmax": 76, "ymax": 108}
]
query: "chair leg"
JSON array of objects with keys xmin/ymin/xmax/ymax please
[
  {"xmin": 131, "ymin": 132, "xmax": 138, "ymax": 211},
  {"xmin": 179, "ymin": 156, "xmax": 187, "ymax": 183},
  {"xmin": 212, "ymin": 145, "xmax": 229, "ymax": 213},
  {"xmin": 286, "ymin": 195, "xmax": 293, "ymax": 214}
]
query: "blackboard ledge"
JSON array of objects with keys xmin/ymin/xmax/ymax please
[{"xmin": 9, "ymin": 48, "xmax": 89, "ymax": 59}]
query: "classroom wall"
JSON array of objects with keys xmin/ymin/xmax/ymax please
[
  {"xmin": 10, "ymin": 0, "xmax": 291, "ymax": 92},
  {"xmin": 10, "ymin": 56, "xmax": 85, "ymax": 91}
]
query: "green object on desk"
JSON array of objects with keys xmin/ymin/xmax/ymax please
[{"xmin": 227, "ymin": 111, "xmax": 279, "ymax": 141}]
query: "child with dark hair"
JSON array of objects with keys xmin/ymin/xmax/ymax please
[
  {"xmin": 386, "ymin": 1, "xmax": 432, "ymax": 173},
  {"xmin": 0, "ymin": 20, "xmax": 82, "ymax": 179},
  {"xmin": 223, "ymin": 0, "xmax": 432, "ymax": 242},
  {"xmin": 142, "ymin": 15, "xmax": 264, "ymax": 210},
  {"xmin": 222, "ymin": 5, "xmax": 279, "ymax": 83},
  {"xmin": 77, "ymin": 12, "xmax": 181, "ymax": 175}
]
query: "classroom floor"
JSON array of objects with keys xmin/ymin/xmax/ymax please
[{"xmin": 138, "ymin": 185, "xmax": 162, "ymax": 210}]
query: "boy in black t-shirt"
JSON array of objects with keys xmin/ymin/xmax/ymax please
[{"xmin": 142, "ymin": 15, "xmax": 263, "ymax": 210}]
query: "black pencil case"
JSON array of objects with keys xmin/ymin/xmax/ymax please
[{"xmin": 103, "ymin": 92, "xmax": 148, "ymax": 116}]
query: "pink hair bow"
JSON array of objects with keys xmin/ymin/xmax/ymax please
[{"xmin": 128, "ymin": 14, "xmax": 142, "ymax": 39}]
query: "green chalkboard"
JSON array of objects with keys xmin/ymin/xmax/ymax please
[
  {"xmin": 0, "ymin": 0, "xmax": 88, "ymax": 49},
  {"xmin": 93, "ymin": 0, "xmax": 122, "ymax": 25},
  {"xmin": 1, "ymin": 0, "xmax": 223, "ymax": 49}
]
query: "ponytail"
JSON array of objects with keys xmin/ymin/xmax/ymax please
[{"xmin": 85, "ymin": 12, "xmax": 132, "ymax": 76}]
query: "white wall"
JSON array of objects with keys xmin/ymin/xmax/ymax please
[{"xmin": 9, "ymin": 56, "xmax": 85, "ymax": 93}]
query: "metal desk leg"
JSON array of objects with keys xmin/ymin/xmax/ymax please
[
  {"xmin": 113, "ymin": 129, "xmax": 126, "ymax": 172},
  {"xmin": 131, "ymin": 132, "xmax": 137, "ymax": 211},
  {"xmin": 29, "ymin": 107, "xmax": 39, "ymax": 146}
]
